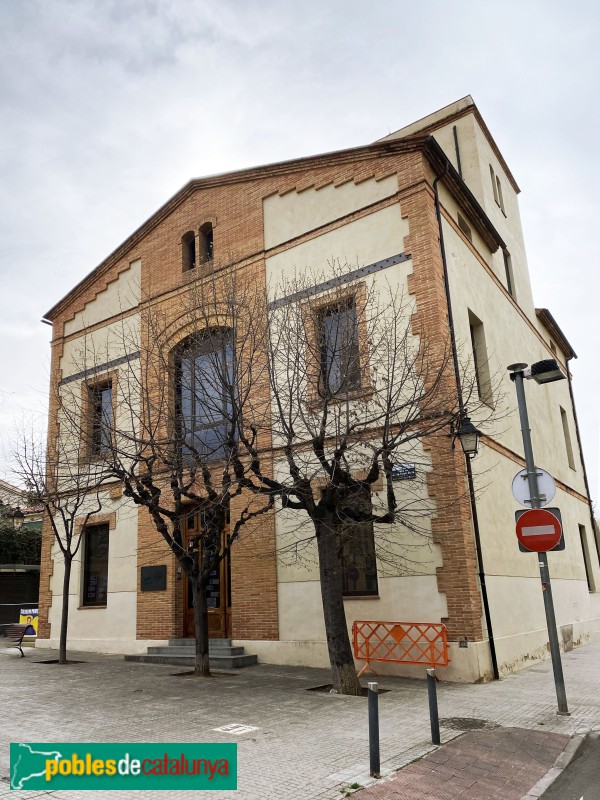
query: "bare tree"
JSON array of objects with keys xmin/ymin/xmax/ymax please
[
  {"xmin": 12, "ymin": 419, "xmax": 110, "ymax": 664},
  {"xmin": 235, "ymin": 267, "xmax": 492, "ymax": 695},
  {"xmin": 27, "ymin": 257, "xmax": 494, "ymax": 691},
  {"xmin": 96, "ymin": 269, "xmax": 274, "ymax": 677}
]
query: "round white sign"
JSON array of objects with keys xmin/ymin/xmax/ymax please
[{"xmin": 511, "ymin": 468, "xmax": 556, "ymax": 508}]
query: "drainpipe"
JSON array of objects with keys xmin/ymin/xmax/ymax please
[
  {"xmin": 566, "ymin": 358, "xmax": 599, "ymax": 563},
  {"xmin": 432, "ymin": 160, "xmax": 500, "ymax": 680}
]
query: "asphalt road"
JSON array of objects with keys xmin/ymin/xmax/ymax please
[{"xmin": 541, "ymin": 733, "xmax": 600, "ymax": 800}]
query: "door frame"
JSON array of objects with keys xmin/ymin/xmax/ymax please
[{"xmin": 182, "ymin": 509, "xmax": 231, "ymax": 638}]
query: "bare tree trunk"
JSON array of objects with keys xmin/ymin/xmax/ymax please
[
  {"xmin": 58, "ymin": 555, "xmax": 72, "ymax": 665},
  {"xmin": 315, "ymin": 521, "xmax": 362, "ymax": 695},
  {"xmin": 191, "ymin": 575, "xmax": 211, "ymax": 677}
]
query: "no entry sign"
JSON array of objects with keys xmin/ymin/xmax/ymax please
[{"xmin": 515, "ymin": 508, "xmax": 562, "ymax": 552}]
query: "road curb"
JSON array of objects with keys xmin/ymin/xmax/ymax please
[{"xmin": 521, "ymin": 733, "xmax": 586, "ymax": 799}]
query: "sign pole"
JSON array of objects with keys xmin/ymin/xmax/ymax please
[{"xmin": 511, "ymin": 368, "xmax": 569, "ymax": 715}]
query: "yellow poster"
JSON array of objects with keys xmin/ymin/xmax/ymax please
[{"xmin": 19, "ymin": 607, "xmax": 38, "ymax": 636}]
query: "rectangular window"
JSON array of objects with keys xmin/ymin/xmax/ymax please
[
  {"xmin": 469, "ymin": 311, "xmax": 493, "ymax": 405},
  {"xmin": 337, "ymin": 486, "xmax": 378, "ymax": 597},
  {"xmin": 490, "ymin": 164, "xmax": 506, "ymax": 214},
  {"xmin": 560, "ymin": 406, "xmax": 576, "ymax": 469},
  {"xmin": 457, "ymin": 213, "xmax": 472, "ymax": 243},
  {"xmin": 318, "ymin": 298, "xmax": 361, "ymax": 397},
  {"xmin": 503, "ymin": 250, "xmax": 516, "ymax": 298},
  {"xmin": 90, "ymin": 382, "xmax": 113, "ymax": 455},
  {"xmin": 579, "ymin": 524, "xmax": 595, "ymax": 592},
  {"xmin": 496, "ymin": 176, "xmax": 505, "ymax": 214},
  {"xmin": 490, "ymin": 164, "xmax": 499, "ymax": 204},
  {"xmin": 82, "ymin": 524, "xmax": 109, "ymax": 606}
]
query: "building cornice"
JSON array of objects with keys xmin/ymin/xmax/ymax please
[
  {"xmin": 43, "ymin": 135, "xmax": 506, "ymax": 321},
  {"xmin": 535, "ymin": 308, "xmax": 577, "ymax": 360}
]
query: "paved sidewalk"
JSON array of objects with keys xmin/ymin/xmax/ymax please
[
  {"xmin": 1, "ymin": 636, "xmax": 599, "ymax": 799},
  {"xmin": 355, "ymin": 728, "xmax": 571, "ymax": 800}
]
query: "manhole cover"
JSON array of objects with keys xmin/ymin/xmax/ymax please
[{"xmin": 439, "ymin": 717, "xmax": 496, "ymax": 730}]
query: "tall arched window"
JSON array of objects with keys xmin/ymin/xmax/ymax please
[{"xmin": 174, "ymin": 329, "xmax": 233, "ymax": 459}]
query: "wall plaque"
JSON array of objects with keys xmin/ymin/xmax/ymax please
[{"xmin": 140, "ymin": 565, "xmax": 167, "ymax": 591}]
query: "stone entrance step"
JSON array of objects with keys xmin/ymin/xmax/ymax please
[{"xmin": 125, "ymin": 638, "xmax": 257, "ymax": 669}]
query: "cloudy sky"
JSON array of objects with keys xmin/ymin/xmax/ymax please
[{"xmin": 0, "ymin": 0, "xmax": 598, "ymax": 503}]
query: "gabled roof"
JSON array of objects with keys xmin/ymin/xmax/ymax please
[
  {"xmin": 377, "ymin": 95, "xmax": 520, "ymax": 194},
  {"xmin": 43, "ymin": 123, "xmax": 506, "ymax": 322}
]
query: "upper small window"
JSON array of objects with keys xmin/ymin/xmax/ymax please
[
  {"xmin": 490, "ymin": 165, "xmax": 506, "ymax": 215},
  {"xmin": 490, "ymin": 165, "xmax": 499, "ymax": 205},
  {"xmin": 182, "ymin": 231, "xmax": 196, "ymax": 272},
  {"xmin": 318, "ymin": 298, "xmax": 361, "ymax": 397},
  {"xmin": 199, "ymin": 223, "xmax": 213, "ymax": 263},
  {"xmin": 560, "ymin": 406, "xmax": 576, "ymax": 470},
  {"xmin": 469, "ymin": 310, "xmax": 493, "ymax": 406},
  {"xmin": 89, "ymin": 381, "xmax": 113, "ymax": 455},
  {"xmin": 496, "ymin": 176, "xmax": 505, "ymax": 214},
  {"xmin": 457, "ymin": 213, "xmax": 472, "ymax": 243},
  {"xmin": 503, "ymin": 250, "xmax": 516, "ymax": 298}
]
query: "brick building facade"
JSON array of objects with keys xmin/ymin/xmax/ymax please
[{"xmin": 37, "ymin": 97, "xmax": 600, "ymax": 681}]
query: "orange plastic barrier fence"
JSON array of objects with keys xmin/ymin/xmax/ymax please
[{"xmin": 352, "ymin": 620, "xmax": 449, "ymax": 677}]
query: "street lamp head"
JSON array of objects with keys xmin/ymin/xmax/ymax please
[
  {"xmin": 525, "ymin": 359, "xmax": 566, "ymax": 385},
  {"xmin": 457, "ymin": 416, "xmax": 481, "ymax": 458},
  {"xmin": 12, "ymin": 506, "xmax": 25, "ymax": 530}
]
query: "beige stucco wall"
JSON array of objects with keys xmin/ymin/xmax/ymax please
[
  {"xmin": 427, "ymin": 112, "xmax": 535, "ymax": 320},
  {"xmin": 38, "ymin": 493, "xmax": 139, "ymax": 652},
  {"xmin": 442, "ymin": 198, "xmax": 600, "ymax": 675},
  {"xmin": 265, "ymin": 199, "xmax": 409, "ymax": 291},
  {"xmin": 64, "ymin": 259, "xmax": 141, "ymax": 336},
  {"xmin": 263, "ymin": 175, "xmax": 399, "ymax": 250},
  {"xmin": 264, "ymin": 179, "xmax": 451, "ymax": 660},
  {"xmin": 60, "ymin": 314, "xmax": 140, "ymax": 380}
]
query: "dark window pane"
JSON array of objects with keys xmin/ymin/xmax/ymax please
[
  {"xmin": 319, "ymin": 299, "xmax": 360, "ymax": 396},
  {"xmin": 337, "ymin": 486, "xmax": 378, "ymax": 596},
  {"xmin": 200, "ymin": 224, "xmax": 213, "ymax": 262},
  {"xmin": 204, "ymin": 228, "xmax": 213, "ymax": 261},
  {"xmin": 82, "ymin": 525, "xmax": 109, "ymax": 606},
  {"xmin": 175, "ymin": 330, "xmax": 233, "ymax": 459},
  {"xmin": 90, "ymin": 383, "xmax": 112, "ymax": 454}
]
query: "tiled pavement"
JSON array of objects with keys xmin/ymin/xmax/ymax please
[
  {"xmin": 1, "ymin": 636, "xmax": 600, "ymax": 799},
  {"xmin": 355, "ymin": 728, "xmax": 571, "ymax": 800}
]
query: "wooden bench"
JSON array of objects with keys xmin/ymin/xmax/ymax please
[{"xmin": 3, "ymin": 623, "xmax": 36, "ymax": 657}]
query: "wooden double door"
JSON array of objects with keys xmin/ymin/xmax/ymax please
[{"xmin": 183, "ymin": 510, "xmax": 232, "ymax": 639}]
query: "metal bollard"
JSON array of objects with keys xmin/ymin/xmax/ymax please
[
  {"xmin": 368, "ymin": 681, "xmax": 380, "ymax": 777},
  {"xmin": 426, "ymin": 668, "xmax": 441, "ymax": 745}
]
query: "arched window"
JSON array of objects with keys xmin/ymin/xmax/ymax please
[
  {"xmin": 182, "ymin": 231, "xmax": 196, "ymax": 272},
  {"xmin": 174, "ymin": 329, "xmax": 233, "ymax": 459},
  {"xmin": 199, "ymin": 222, "xmax": 213, "ymax": 263}
]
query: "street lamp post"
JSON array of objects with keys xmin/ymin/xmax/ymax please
[
  {"xmin": 12, "ymin": 506, "xmax": 25, "ymax": 530},
  {"xmin": 508, "ymin": 361, "xmax": 569, "ymax": 716}
]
